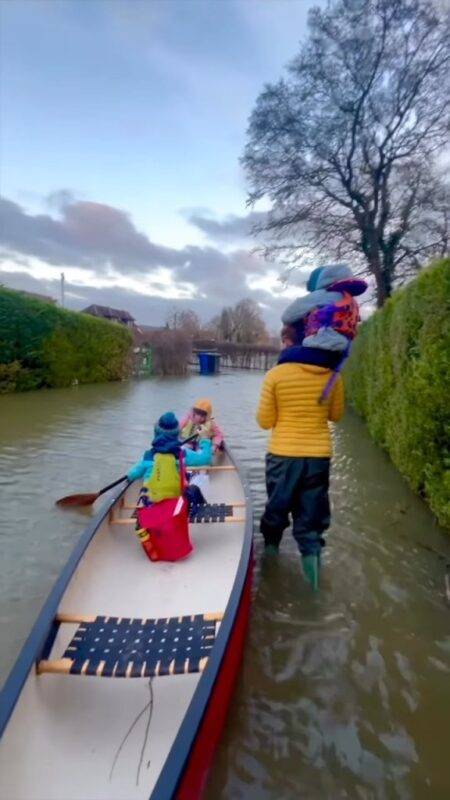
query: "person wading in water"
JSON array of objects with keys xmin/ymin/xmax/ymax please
[{"xmin": 256, "ymin": 320, "xmax": 344, "ymax": 590}]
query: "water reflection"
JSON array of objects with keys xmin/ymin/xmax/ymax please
[{"xmin": 1, "ymin": 373, "xmax": 449, "ymax": 798}]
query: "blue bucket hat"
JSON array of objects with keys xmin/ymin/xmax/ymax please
[{"xmin": 307, "ymin": 263, "xmax": 353, "ymax": 291}]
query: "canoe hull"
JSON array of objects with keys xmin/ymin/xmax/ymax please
[
  {"xmin": 174, "ymin": 555, "xmax": 252, "ymax": 799},
  {"xmin": 0, "ymin": 447, "xmax": 253, "ymax": 800}
]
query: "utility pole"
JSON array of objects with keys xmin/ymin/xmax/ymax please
[{"xmin": 61, "ymin": 272, "xmax": 65, "ymax": 307}]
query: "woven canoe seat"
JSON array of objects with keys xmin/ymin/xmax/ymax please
[
  {"xmin": 189, "ymin": 503, "xmax": 233, "ymax": 523},
  {"xmin": 129, "ymin": 503, "xmax": 235, "ymax": 523},
  {"xmin": 38, "ymin": 613, "xmax": 221, "ymax": 678}
]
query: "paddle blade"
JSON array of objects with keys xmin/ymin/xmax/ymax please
[{"xmin": 56, "ymin": 492, "xmax": 99, "ymax": 508}]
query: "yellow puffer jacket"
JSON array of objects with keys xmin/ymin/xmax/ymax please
[{"xmin": 256, "ymin": 363, "xmax": 344, "ymax": 457}]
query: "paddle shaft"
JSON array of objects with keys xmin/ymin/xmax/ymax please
[
  {"xmin": 97, "ymin": 475, "xmax": 128, "ymax": 498},
  {"xmin": 56, "ymin": 432, "xmax": 201, "ymax": 506}
]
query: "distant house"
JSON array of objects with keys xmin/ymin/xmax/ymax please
[
  {"xmin": 133, "ymin": 323, "xmax": 166, "ymax": 347},
  {"xmin": 82, "ymin": 304, "xmax": 135, "ymax": 327}
]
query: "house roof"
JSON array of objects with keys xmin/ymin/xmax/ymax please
[{"xmin": 82, "ymin": 304, "xmax": 135, "ymax": 322}]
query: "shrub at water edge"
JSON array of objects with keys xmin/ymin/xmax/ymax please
[
  {"xmin": 345, "ymin": 259, "xmax": 450, "ymax": 528},
  {"xmin": 0, "ymin": 288, "xmax": 132, "ymax": 392}
]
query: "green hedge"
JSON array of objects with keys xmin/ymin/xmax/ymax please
[
  {"xmin": 0, "ymin": 288, "xmax": 132, "ymax": 392},
  {"xmin": 345, "ymin": 258, "xmax": 450, "ymax": 528}
]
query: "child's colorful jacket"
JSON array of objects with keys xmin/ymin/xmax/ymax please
[
  {"xmin": 180, "ymin": 400, "xmax": 224, "ymax": 449},
  {"xmin": 281, "ymin": 264, "xmax": 367, "ymax": 352},
  {"xmin": 180, "ymin": 416, "xmax": 224, "ymax": 449},
  {"xmin": 127, "ymin": 439, "xmax": 213, "ymax": 483}
]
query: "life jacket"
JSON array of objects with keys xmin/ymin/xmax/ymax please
[
  {"xmin": 144, "ymin": 452, "xmax": 181, "ymax": 503},
  {"xmin": 180, "ymin": 418, "xmax": 214, "ymax": 442},
  {"xmin": 304, "ymin": 291, "xmax": 360, "ymax": 341}
]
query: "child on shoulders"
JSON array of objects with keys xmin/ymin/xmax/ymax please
[{"xmin": 281, "ymin": 263, "xmax": 367, "ymax": 354}]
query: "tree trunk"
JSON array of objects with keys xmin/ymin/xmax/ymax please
[
  {"xmin": 365, "ymin": 229, "xmax": 392, "ymax": 307},
  {"xmin": 374, "ymin": 270, "xmax": 392, "ymax": 307},
  {"xmin": 381, "ymin": 248, "xmax": 395, "ymax": 303}
]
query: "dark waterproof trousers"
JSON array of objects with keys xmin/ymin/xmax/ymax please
[{"xmin": 260, "ymin": 454, "xmax": 330, "ymax": 556}]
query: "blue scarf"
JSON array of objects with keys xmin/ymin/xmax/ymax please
[
  {"xmin": 146, "ymin": 434, "xmax": 181, "ymax": 459},
  {"xmin": 278, "ymin": 345, "xmax": 342, "ymax": 370}
]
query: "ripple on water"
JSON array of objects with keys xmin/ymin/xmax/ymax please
[{"xmin": 1, "ymin": 375, "xmax": 450, "ymax": 799}]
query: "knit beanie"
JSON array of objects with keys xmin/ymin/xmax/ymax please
[{"xmin": 154, "ymin": 411, "xmax": 180, "ymax": 439}]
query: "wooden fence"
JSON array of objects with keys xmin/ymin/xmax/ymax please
[{"xmin": 192, "ymin": 340, "xmax": 280, "ymax": 371}]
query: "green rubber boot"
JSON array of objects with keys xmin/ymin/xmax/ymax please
[
  {"xmin": 264, "ymin": 544, "xmax": 279, "ymax": 556},
  {"xmin": 302, "ymin": 554, "xmax": 320, "ymax": 591}
]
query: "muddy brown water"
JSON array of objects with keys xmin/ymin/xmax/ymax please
[{"xmin": 0, "ymin": 373, "xmax": 449, "ymax": 799}]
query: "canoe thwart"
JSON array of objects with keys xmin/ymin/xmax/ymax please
[
  {"xmin": 37, "ymin": 612, "xmax": 222, "ymax": 678},
  {"xmin": 37, "ymin": 658, "xmax": 73, "ymax": 675},
  {"xmin": 112, "ymin": 516, "xmax": 246, "ymax": 525},
  {"xmin": 56, "ymin": 613, "xmax": 97, "ymax": 624},
  {"xmin": 121, "ymin": 501, "xmax": 246, "ymax": 510},
  {"xmin": 187, "ymin": 465, "xmax": 236, "ymax": 472}
]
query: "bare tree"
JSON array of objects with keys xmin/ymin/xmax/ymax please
[
  {"xmin": 208, "ymin": 307, "xmax": 235, "ymax": 342},
  {"xmin": 166, "ymin": 308, "xmax": 202, "ymax": 338},
  {"xmin": 232, "ymin": 299, "xmax": 269, "ymax": 344},
  {"xmin": 243, "ymin": 0, "xmax": 450, "ymax": 306},
  {"xmin": 209, "ymin": 298, "xmax": 269, "ymax": 344},
  {"xmin": 151, "ymin": 329, "xmax": 191, "ymax": 376},
  {"xmin": 218, "ymin": 307, "xmax": 234, "ymax": 342}
]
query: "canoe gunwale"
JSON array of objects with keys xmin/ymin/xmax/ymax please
[
  {"xmin": 0, "ymin": 480, "xmax": 130, "ymax": 736},
  {"xmin": 149, "ymin": 445, "xmax": 254, "ymax": 800},
  {"xmin": 0, "ymin": 445, "xmax": 254, "ymax": 800}
]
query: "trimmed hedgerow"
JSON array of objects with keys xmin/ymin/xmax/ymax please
[
  {"xmin": 0, "ymin": 288, "xmax": 132, "ymax": 392},
  {"xmin": 345, "ymin": 258, "xmax": 450, "ymax": 528}
]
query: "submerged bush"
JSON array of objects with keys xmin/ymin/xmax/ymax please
[
  {"xmin": 150, "ymin": 329, "xmax": 192, "ymax": 376},
  {"xmin": 0, "ymin": 288, "xmax": 132, "ymax": 392},
  {"xmin": 345, "ymin": 259, "xmax": 450, "ymax": 528},
  {"xmin": 0, "ymin": 361, "xmax": 22, "ymax": 393}
]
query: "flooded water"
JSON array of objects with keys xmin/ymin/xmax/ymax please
[{"xmin": 1, "ymin": 373, "xmax": 449, "ymax": 799}]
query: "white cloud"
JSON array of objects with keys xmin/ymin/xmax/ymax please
[
  {"xmin": 0, "ymin": 252, "xmax": 197, "ymax": 300},
  {"xmin": 246, "ymin": 270, "xmax": 306, "ymax": 299}
]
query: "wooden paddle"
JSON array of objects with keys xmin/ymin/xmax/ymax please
[
  {"xmin": 55, "ymin": 475, "xmax": 128, "ymax": 508},
  {"xmin": 55, "ymin": 432, "xmax": 201, "ymax": 507}
]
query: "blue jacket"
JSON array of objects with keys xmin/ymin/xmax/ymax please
[{"xmin": 127, "ymin": 439, "xmax": 213, "ymax": 482}]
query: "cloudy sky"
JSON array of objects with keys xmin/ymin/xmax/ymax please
[{"xmin": 0, "ymin": 0, "xmax": 324, "ymax": 329}]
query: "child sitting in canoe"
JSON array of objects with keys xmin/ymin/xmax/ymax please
[
  {"xmin": 127, "ymin": 411, "xmax": 213, "ymax": 489},
  {"xmin": 127, "ymin": 412, "xmax": 213, "ymax": 561},
  {"xmin": 180, "ymin": 399, "xmax": 224, "ymax": 454}
]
